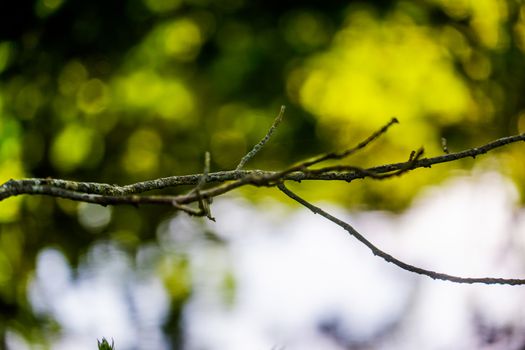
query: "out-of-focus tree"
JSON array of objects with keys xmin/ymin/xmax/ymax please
[{"xmin": 0, "ymin": 0, "xmax": 524, "ymax": 347}]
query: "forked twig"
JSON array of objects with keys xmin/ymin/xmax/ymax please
[{"xmin": 175, "ymin": 151, "xmax": 215, "ymax": 220}]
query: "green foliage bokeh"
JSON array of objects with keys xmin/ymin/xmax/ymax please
[{"xmin": 1, "ymin": 0, "xmax": 525, "ymax": 346}]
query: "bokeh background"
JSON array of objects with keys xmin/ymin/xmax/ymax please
[{"xmin": 1, "ymin": 0, "xmax": 525, "ymax": 349}]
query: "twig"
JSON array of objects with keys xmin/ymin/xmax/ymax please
[
  {"xmin": 195, "ymin": 151, "xmax": 215, "ymax": 220},
  {"xmin": 171, "ymin": 152, "xmax": 214, "ymax": 218},
  {"xmin": 277, "ymin": 183, "xmax": 525, "ymax": 285},
  {"xmin": 197, "ymin": 151, "xmax": 211, "ymax": 190},
  {"xmin": 235, "ymin": 105, "xmax": 286, "ymax": 170},
  {"xmin": 302, "ymin": 148, "xmax": 425, "ymax": 179},
  {"xmin": 285, "ymin": 117, "xmax": 399, "ymax": 172}
]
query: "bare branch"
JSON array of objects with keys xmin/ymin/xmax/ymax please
[
  {"xmin": 277, "ymin": 183, "xmax": 525, "ymax": 285},
  {"xmin": 1, "ymin": 117, "xmax": 524, "ymax": 285},
  {"xmin": 235, "ymin": 105, "xmax": 286, "ymax": 170}
]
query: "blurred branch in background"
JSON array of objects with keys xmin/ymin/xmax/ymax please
[{"xmin": 1, "ymin": 109, "xmax": 525, "ymax": 285}]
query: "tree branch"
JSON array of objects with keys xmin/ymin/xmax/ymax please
[
  {"xmin": 1, "ymin": 132, "xmax": 523, "ymax": 204},
  {"xmin": 277, "ymin": 183, "xmax": 525, "ymax": 285},
  {"xmin": 2, "ymin": 111, "xmax": 525, "ymax": 285}
]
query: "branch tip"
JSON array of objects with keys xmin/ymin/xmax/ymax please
[{"xmin": 235, "ymin": 105, "xmax": 286, "ymax": 170}]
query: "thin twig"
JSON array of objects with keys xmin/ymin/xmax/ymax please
[
  {"xmin": 277, "ymin": 183, "xmax": 525, "ymax": 285},
  {"xmin": 291, "ymin": 117, "xmax": 399, "ymax": 169},
  {"xmin": 236, "ymin": 105, "xmax": 286, "ymax": 170},
  {"xmin": 172, "ymin": 151, "xmax": 215, "ymax": 218},
  {"xmin": 198, "ymin": 151, "xmax": 211, "ymax": 189},
  {"xmin": 302, "ymin": 148, "xmax": 425, "ymax": 179},
  {"xmin": 195, "ymin": 151, "xmax": 215, "ymax": 220},
  {"xmin": 186, "ymin": 151, "xmax": 211, "ymax": 195}
]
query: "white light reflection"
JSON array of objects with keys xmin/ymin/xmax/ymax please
[
  {"xmin": 27, "ymin": 172, "xmax": 525, "ymax": 350},
  {"xmin": 180, "ymin": 172, "xmax": 525, "ymax": 350},
  {"xmin": 29, "ymin": 243, "xmax": 169, "ymax": 350},
  {"xmin": 77, "ymin": 203, "xmax": 112, "ymax": 232}
]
